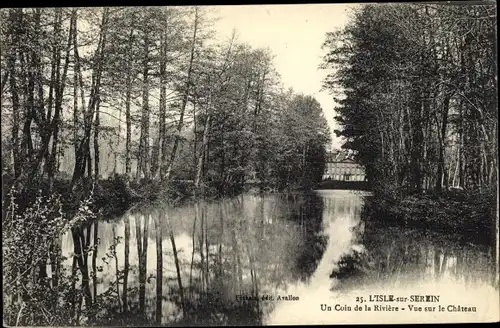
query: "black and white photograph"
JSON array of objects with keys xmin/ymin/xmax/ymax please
[{"xmin": 1, "ymin": 2, "xmax": 498, "ymax": 326}]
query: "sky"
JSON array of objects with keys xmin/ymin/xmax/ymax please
[{"xmin": 209, "ymin": 4, "xmax": 359, "ymax": 149}]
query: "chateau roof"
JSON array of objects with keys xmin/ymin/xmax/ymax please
[{"xmin": 326, "ymin": 149, "xmax": 356, "ymax": 163}]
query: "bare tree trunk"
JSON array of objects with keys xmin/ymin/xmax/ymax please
[
  {"xmin": 193, "ymin": 98, "xmax": 197, "ymax": 182},
  {"xmin": 94, "ymin": 99, "xmax": 100, "ymax": 179},
  {"xmin": 164, "ymin": 7, "xmax": 199, "ymax": 181},
  {"xmin": 22, "ymin": 17, "xmax": 37, "ymax": 181},
  {"xmin": 436, "ymin": 94, "xmax": 451, "ymax": 192},
  {"xmin": 48, "ymin": 9, "xmax": 74, "ymax": 188},
  {"xmin": 157, "ymin": 29, "xmax": 168, "ymax": 180},
  {"xmin": 138, "ymin": 23, "xmax": 151, "ymax": 181},
  {"xmin": 72, "ymin": 8, "xmax": 86, "ymax": 181},
  {"xmin": 195, "ymin": 113, "xmax": 210, "ymax": 189},
  {"xmin": 125, "ymin": 26, "xmax": 134, "ymax": 178},
  {"xmin": 73, "ymin": 44, "xmax": 79, "ymax": 173},
  {"xmin": 71, "ymin": 8, "xmax": 110, "ymax": 188},
  {"xmin": 7, "ymin": 9, "xmax": 21, "ymax": 178},
  {"xmin": 113, "ymin": 107, "xmax": 122, "ymax": 175}
]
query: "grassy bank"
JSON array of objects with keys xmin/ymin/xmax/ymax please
[
  {"xmin": 2, "ymin": 173, "xmax": 285, "ymax": 222},
  {"xmin": 1, "ymin": 174, "xmax": 197, "ymax": 221},
  {"xmin": 362, "ymin": 186, "xmax": 497, "ymax": 246}
]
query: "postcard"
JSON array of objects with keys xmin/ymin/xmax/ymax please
[{"xmin": 2, "ymin": 2, "xmax": 498, "ymax": 326}]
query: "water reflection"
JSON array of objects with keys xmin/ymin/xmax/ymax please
[
  {"xmin": 59, "ymin": 190, "xmax": 497, "ymax": 325},
  {"xmin": 268, "ymin": 191, "xmax": 497, "ymax": 325}
]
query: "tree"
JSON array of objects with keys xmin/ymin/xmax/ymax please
[{"xmin": 321, "ymin": 3, "xmax": 497, "ymax": 194}]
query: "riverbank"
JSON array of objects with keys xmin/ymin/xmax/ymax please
[
  {"xmin": 362, "ymin": 187, "xmax": 497, "ymax": 247},
  {"xmin": 2, "ymin": 173, "xmax": 313, "ymax": 221},
  {"xmin": 1, "ymin": 174, "xmax": 185, "ymax": 220},
  {"xmin": 315, "ymin": 179, "xmax": 370, "ymax": 191}
]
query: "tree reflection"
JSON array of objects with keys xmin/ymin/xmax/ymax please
[
  {"xmin": 165, "ymin": 209, "xmax": 186, "ymax": 318},
  {"xmin": 135, "ymin": 214, "xmax": 148, "ymax": 316},
  {"xmin": 59, "ymin": 191, "xmax": 495, "ymax": 326},
  {"xmin": 68, "ymin": 219, "xmax": 100, "ymax": 323},
  {"xmin": 154, "ymin": 211, "xmax": 162, "ymax": 324},
  {"xmin": 167, "ymin": 192, "xmax": 327, "ymax": 325},
  {"xmin": 287, "ymin": 192, "xmax": 327, "ymax": 281},
  {"xmin": 122, "ymin": 215, "xmax": 130, "ymax": 313},
  {"xmin": 330, "ymin": 211, "xmax": 496, "ymax": 290},
  {"xmin": 70, "ymin": 223, "xmax": 93, "ymax": 319}
]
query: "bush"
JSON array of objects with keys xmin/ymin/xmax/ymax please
[
  {"xmin": 94, "ymin": 174, "xmax": 136, "ymax": 218},
  {"xmin": 2, "ymin": 187, "xmax": 95, "ymax": 326},
  {"xmin": 364, "ymin": 186, "xmax": 496, "ymax": 246}
]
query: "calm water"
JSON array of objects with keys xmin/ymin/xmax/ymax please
[{"xmin": 60, "ymin": 190, "xmax": 498, "ymax": 325}]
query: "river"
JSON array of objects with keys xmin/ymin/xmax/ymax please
[{"xmin": 60, "ymin": 189, "xmax": 498, "ymax": 325}]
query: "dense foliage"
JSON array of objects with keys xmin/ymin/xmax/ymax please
[
  {"xmin": 320, "ymin": 3, "xmax": 497, "ymax": 259},
  {"xmin": 3, "ymin": 189, "xmax": 94, "ymax": 325},
  {"xmin": 321, "ymin": 3, "xmax": 497, "ymax": 194},
  {"xmin": 1, "ymin": 7, "xmax": 330, "ymax": 199}
]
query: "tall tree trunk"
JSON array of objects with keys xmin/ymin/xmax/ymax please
[
  {"xmin": 22, "ymin": 16, "xmax": 37, "ymax": 178},
  {"xmin": 410, "ymin": 93, "xmax": 424, "ymax": 193},
  {"xmin": 192, "ymin": 99, "xmax": 197, "ymax": 183},
  {"xmin": 164, "ymin": 7, "xmax": 199, "ymax": 181},
  {"xmin": 124, "ymin": 26, "xmax": 134, "ymax": 178},
  {"xmin": 139, "ymin": 27, "xmax": 151, "ymax": 181},
  {"xmin": 94, "ymin": 99, "xmax": 100, "ymax": 179},
  {"xmin": 436, "ymin": 94, "xmax": 451, "ymax": 192},
  {"xmin": 49, "ymin": 9, "xmax": 74, "ymax": 188},
  {"xmin": 7, "ymin": 9, "xmax": 22, "ymax": 179},
  {"xmin": 73, "ymin": 47, "xmax": 79, "ymax": 172},
  {"xmin": 195, "ymin": 113, "xmax": 210, "ymax": 189},
  {"xmin": 220, "ymin": 126, "xmax": 225, "ymax": 194},
  {"xmin": 157, "ymin": 28, "xmax": 168, "ymax": 180},
  {"xmin": 71, "ymin": 8, "xmax": 109, "ymax": 188}
]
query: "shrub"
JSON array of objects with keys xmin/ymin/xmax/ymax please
[
  {"xmin": 364, "ymin": 186, "xmax": 496, "ymax": 246},
  {"xmin": 3, "ymin": 187, "xmax": 95, "ymax": 326},
  {"xmin": 94, "ymin": 174, "xmax": 135, "ymax": 218}
]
